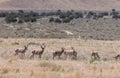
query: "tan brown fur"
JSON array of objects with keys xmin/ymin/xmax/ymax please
[
  {"xmin": 14, "ymin": 45, "xmax": 29, "ymax": 56},
  {"xmin": 53, "ymin": 48, "xmax": 65, "ymax": 59},
  {"xmin": 30, "ymin": 43, "xmax": 46, "ymax": 58}
]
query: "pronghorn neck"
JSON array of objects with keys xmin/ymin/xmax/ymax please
[
  {"xmin": 41, "ymin": 44, "xmax": 46, "ymax": 53},
  {"xmin": 71, "ymin": 47, "xmax": 75, "ymax": 52},
  {"xmin": 41, "ymin": 48, "xmax": 45, "ymax": 53},
  {"xmin": 24, "ymin": 46, "xmax": 28, "ymax": 51},
  {"xmin": 61, "ymin": 49, "xmax": 64, "ymax": 53}
]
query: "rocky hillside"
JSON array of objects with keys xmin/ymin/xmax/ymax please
[{"xmin": 0, "ymin": 0, "xmax": 120, "ymax": 11}]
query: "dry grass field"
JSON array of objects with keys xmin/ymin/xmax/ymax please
[{"xmin": 0, "ymin": 38, "xmax": 120, "ymax": 78}]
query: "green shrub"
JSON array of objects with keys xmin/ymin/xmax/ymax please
[
  {"xmin": 49, "ymin": 17, "xmax": 54, "ymax": 22},
  {"xmin": 63, "ymin": 17, "xmax": 71, "ymax": 23},
  {"xmin": 59, "ymin": 13, "xmax": 67, "ymax": 19},
  {"xmin": 54, "ymin": 18, "xmax": 62, "ymax": 23},
  {"xmin": 0, "ymin": 12, "xmax": 7, "ymax": 17},
  {"xmin": 5, "ymin": 11, "xmax": 39, "ymax": 23},
  {"xmin": 74, "ymin": 12, "xmax": 83, "ymax": 19},
  {"xmin": 40, "ymin": 12, "xmax": 46, "ymax": 16},
  {"xmin": 56, "ymin": 9, "xmax": 62, "ymax": 15},
  {"xmin": 112, "ymin": 15, "xmax": 120, "ymax": 19}
]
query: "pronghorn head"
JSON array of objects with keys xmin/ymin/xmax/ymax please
[
  {"xmin": 41, "ymin": 43, "xmax": 46, "ymax": 49},
  {"xmin": 61, "ymin": 47, "xmax": 65, "ymax": 52},
  {"xmin": 71, "ymin": 47, "xmax": 75, "ymax": 50},
  {"xmin": 24, "ymin": 45, "xmax": 28, "ymax": 50},
  {"xmin": 24, "ymin": 43, "xmax": 31, "ymax": 50}
]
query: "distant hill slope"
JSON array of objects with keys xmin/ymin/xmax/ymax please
[{"xmin": 0, "ymin": 0, "xmax": 120, "ymax": 11}]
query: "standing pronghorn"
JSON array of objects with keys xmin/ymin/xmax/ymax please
[
  {"xmin": 53, "ymin": 47, "xmax": 65, "ymax": 59},
  {"xmin": 30, "ymin": 43, "xmax": 46, "ymax": 58},
  {"xmin": 64, "ymin": 47, "xmax": 77, "ymax": 59},
  {"xmin": 14, "ymin": 44, "xmax": 29, "ymax": 56},
  {"xmin": 91, "ymin": 50, "xmax": 100, "ymax": 60}
]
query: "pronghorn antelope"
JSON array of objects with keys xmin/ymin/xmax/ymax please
[
  {"xmin": 14, "ymin": 44, "xmax": 29, "ymax": 56},
  {"xmin": 91, "ymin": 50, "xmax": 100, "ymax": 60},
  {"xmin": 64, "ymin": 47, "xmax": 77, "ymax": 59},
  {"xmin": 114, "ymin": 54, "xmax": 120, "ymax": 60},
  {"xmin": 53, "ymin": 47, "xmax": 65, "ymax": 59},
  {"xmin": 30, "ymin": 43, "xmax": 46, "ymax": 58}
]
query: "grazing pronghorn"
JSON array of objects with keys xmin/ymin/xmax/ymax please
[
  {"xmin": 30, "ymin": 43, "xmax": 46, "ymax": 58},
  {"xmin": 14, "ymin": 44, "xmax": 29, "ymax": 56},
  {"xmin": 91, "ymin": 50, "xmax": 100, "ymax": 60},
  {"xmin": 64, "ymin": 47, "xmax": 77, "ymax": 59},
  {"xmin": 53, "ymin": 47, "xmax": 65, "ymax": 59},
  {"xmin": 114, "ymin": 54, "xmax": 120, "ymax": 60}
]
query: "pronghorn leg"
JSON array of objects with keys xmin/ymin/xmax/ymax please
[
  {"xmin": 94, "ymin": 56, "xmax": 97, "ymax": 60},
  {"xmin": 53, "ymin": 56, "xmax": 54, "ymax": 59},
  {"xmin": 59, "ymin": 55, "xmax": 61, "ymax": 59},
  {"xmin": 96, "ymin": 54, "xmax": 100, "ymax": 60},
  {"xmin": 30, "ymin": 54, "xmax": 34, "ymax": 59},
  {"xmin": 115, "ymin": 57, "xmax": 118, "ymax": 60},
  {"xmin": 14, "ymin": 52, "xmax": 18, "ymax": 55},
  {"xmin": 117, "ymin": 56, "xmax": 120, "ymax": 60},
  {"xmin": 71, "ymin": 55, "xmax": 73, "ymax": 59},
  {"xmin": 39, "ymin": 54, "xmax": 41, "ymax": 58},
  {"xmin": 23, "ymin": 53, "xmax": 25, "ymax": 57},
  {"xmin": 74, "ymin": 53, "xmax": 77, "ymax": 60},
  {"xmin": 20, "ymin": 53, "xmax": 25, "ymax": 59},
  {"xmin": 65, "ymin": 55, "xmax": 67, "ymax": 59},
  {"xmin": 97, "ymin": 56, "xmax": 100, "ymax": 60},
  {"xmin": 92, "ymin": 55, "xmax": 96, "ymax": 60},
  {"xmin": 53, "ymin": 54, "xmax": 55, "ymax": 59},
  {"xmin": 53, "ymin": 55, "xmax": 55, "ymax": 59},
  {"xmin": 95, "ymin": 55, "xmax": 100, "ymax": 60},
  {"xmin": 72, "ymin": 55, "xmax": 75, "ymax": 60},
  {"xmin": 74, "ymin": 55, "xmax": 77, "ymax": 60}
]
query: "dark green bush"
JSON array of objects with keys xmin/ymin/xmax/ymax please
[
  {"xmin": 5, "ymin": 11, "xmax": 39, "ymax": 23},
  {"xmin": 56, "ymin": 10, "xmax": 62, "ymax": 15},
  {"xmin": 59, "ymin": 13, "xmax": 67, "ymax": 19},
  {"xmin": 0, "ymin": 12, "xmax": 7, "ymax": 17},
  {"xmin": 112, "ymin": 15, "xmax": 120, "ymax": 19},
  {"xmin": 5, "ymin": 12, "xmax": 17, "ymax": 23},
  {"xmin": 54, "ymin": 18, "xmax": 62, "ymax": 23},
  {"xmin": 40, "ymin": 12, "xmax": 47, "ymax": 16},
  {"xmin": 74, "ymin": 12, "xmax": 83, "ymax": 19},
  {"xmin": 49, "ymin": 17, "xmax": 54, "ymax": 22},
  {"xmin": 62, "ymin": 17, "xmax": 71, "ymax": 23}
]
